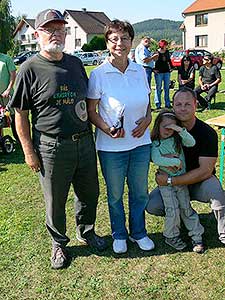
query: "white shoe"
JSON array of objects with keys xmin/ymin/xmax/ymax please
[
  {"xmin": 129, "ymin": 236, "xmax": 155, "ymax": 251},
  {"xmin": 113, "ymin": 239, "xmax": 127, "ymax": 254}
]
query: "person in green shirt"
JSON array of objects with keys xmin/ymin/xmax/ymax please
[{"xmin": 0, "ymin": 53, "xmax": 17, "ymax": 140}]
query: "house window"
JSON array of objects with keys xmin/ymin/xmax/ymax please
[
  {"xmin": 21, "ymin": 34, "xmax": 26, "ymax": 41},
  {"xmin": 66, "ymin": 27, "xmax": 71, "ymax": 35},
  {"xmin": 31, "ymin": 34, "xmax": 35, "ymax": 40},
  {"xmin": 75, "ymin": 39, "xmax": 81, "ymax": 47},
  {"xmin": 195, "ymin": 14, "xmax": 208, "ymax": 26},
  {"xmin": 195, "ymin": 35, "xmax": 208, "ymax": 47}
]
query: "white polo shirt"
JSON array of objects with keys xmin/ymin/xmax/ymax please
[{"xmin": 87, "ymin": 59, "xmax": 151, "ymax": 152}]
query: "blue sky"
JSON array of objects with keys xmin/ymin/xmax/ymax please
[{"xmin": 11, "ymin": 0, "xmax": 194, "ymax": 23}]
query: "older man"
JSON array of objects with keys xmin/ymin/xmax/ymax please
[
  {"xmin": 146, "ymin": 87, "xmax": 225, "ymax": 245},
  {"xmin": 135, "ymin": 36, "xmax": 158, "ymax": 89},
  {"xmin": 11, "ymin": 9, "xmax": 106, "ymax": 269}
]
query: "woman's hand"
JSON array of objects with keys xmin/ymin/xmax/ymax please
[
  {"xmin": 132, "ymin": 116, "xmax": 152, "ymax": 138},
  {"xmin": 108, "ymin": 127, "xmax": 125, "ymax": 138}
]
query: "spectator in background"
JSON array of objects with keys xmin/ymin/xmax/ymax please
[
  {"xmin": 194, "ymin": 54, "xmax": 221, "ymax": 110},
  {"xmin": 135, "ymin": 36, "xmax": 158, "ymax": 89},
  {"xmin": 154, "ymin": 39, "xmax": 172, "ymax": 109},
  {"xmin": 0, "ymin": 52, "xmax": 18, "ymax": 140},
  {"xmin": 178, "ymin": 55, "xmax": 195, "ymax": 90}
]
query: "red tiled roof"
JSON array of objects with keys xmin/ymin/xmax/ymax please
[
  {"xmin": 183, "ymin": 0, "xmax": 225, "ymax": 14},
  {"xmin": 65, "ymin": 10, "xmax": 111, "ymax": 34}
]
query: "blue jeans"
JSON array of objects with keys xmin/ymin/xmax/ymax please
[
  {"xmin": 98, "ymin": 144, "xmax": 151, "ymax": 240},
  {"xmin": 144, "ymin": 67, "xmax": 153, "ymax": 89},
  {"xmin": 154, "ymin": 72, "xmax": 171, "ymax": 108}
]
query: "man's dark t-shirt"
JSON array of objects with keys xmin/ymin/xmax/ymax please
[
  {"xmin": 11, "ymin": 53, "xmax": 89, "ymax": 137},
  {"xmin": 199, "ymin": 65, "xmax": 221, "ymax": 85},
  {"xmin": 183, "ymin": 118, "xmax": 218, "ymax": 172}
]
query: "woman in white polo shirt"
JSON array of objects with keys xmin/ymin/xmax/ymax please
[{"xmin": 87, "ymin": 20, "xmax": 154, "ymax": 254}]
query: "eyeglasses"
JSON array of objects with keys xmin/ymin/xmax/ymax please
[
  {"xmin": 38, "ymin": 27, "xmax": 66, "ymax": 35},
  {"xmin": 108, "ymin": 36, "xmax": 131, "ymax": 44}
]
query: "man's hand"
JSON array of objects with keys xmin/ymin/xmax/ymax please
[
  {"xmin": 25, "ymin": 150, "xmax": 41, "ymax": 172},
  {"xmin": 132, "ymin": 116, "xmax": 152, "ymax": 138},
  {"xmin": 155, "ymin": 170, "xmax": 169, "ymax": 186},
  {"xmin": 201, "ymin": 84, "xmax": 208, "ymax": 91}
]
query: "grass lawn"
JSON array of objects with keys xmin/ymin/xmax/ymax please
[{"xmin": 0, "ymin": 66, "xmax": 225, "ymax": 300}]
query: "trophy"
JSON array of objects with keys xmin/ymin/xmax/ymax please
[{"xmin": 101, "ymin": 103, "xmax": 125, "ymax": 135}]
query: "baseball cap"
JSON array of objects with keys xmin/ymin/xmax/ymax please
[{"xmin": 35, "ymin": 9, "xmax": 67, "ymax": 29}]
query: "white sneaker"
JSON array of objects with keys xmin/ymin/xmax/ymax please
[
  {"xmin": 113, "ymin": 239, "xmax": 127, "ymax": 254},
  {"xmin": 129, "ymin": 236, "xmax": 155, "ymax": 251}
]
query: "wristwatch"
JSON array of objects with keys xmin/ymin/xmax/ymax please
[{"xmin": 167, "ymin": 176, "xmax": 172, "ymax": 186}]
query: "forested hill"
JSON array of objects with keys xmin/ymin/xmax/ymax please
[{"xmin": 132, "ymin": 18, "xmax": 183, "ymax": 45}]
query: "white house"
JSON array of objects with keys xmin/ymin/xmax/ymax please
[
  {"xmin": 181, "ymin": 0, "xmax": 225, "ymax": 52},
  {"xmin": 13, "ymin": 9, "xmax": 111, "ymax": 54},
  {"xmin": 13, "ymin": 19, "xmax": 37, "ymax": 52},
  {"xmin": 64, "ymin": 8, "xmax": 111, "ymax": 53}
]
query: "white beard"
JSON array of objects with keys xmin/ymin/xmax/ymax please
[
  {"xmin": 38, "ymin": 37, "xmax": 65, "ymax": 53},
  {"xmin": 42, "ymin": 43, "xmax": 65, "ymax": 53}
]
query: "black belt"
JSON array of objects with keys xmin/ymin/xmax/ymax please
[
  {"xmin": 63, "ymin": 130, "xmax": 91, "ymax": 141},
  {"xmin": 39, "ymin": 130, "xmax": 91, "ymax": 142}
]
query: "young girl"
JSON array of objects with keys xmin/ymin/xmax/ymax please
[{"xmin": 151, "ymin": 110, "xmax": 204, "ymax": 253}]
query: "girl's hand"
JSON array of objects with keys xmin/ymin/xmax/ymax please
[
  {"xmin": 132, "ymin": 116, "xmax": 152, "ymax": 138},
  {"xmin": 165, "ymin": 124, "xmax": 182, "ymax": 133}
]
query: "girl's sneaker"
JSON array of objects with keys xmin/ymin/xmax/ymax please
[{"xmin": 165, "ymin": 237, "xmax": 187, "ymax": 251}]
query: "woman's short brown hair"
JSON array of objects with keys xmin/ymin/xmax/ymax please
[{"xmin": 104, "ymin": 19, "xmax": 134, "ymax": 42}]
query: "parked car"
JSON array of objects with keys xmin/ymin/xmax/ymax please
[
  {"xmin": 99, "ymin": 50, "xmax": 110, "ymax": 64},
  {"xmin": 75, "ymin": 52, "xmax": 100, "ymax": 65},
  {"xmin": 128, "ymin": 48, "xmax": 135, "ymax": 62},
  {"xmin": 13, "ymin": 51, "xmax": 38, "ymax": 65},
  {"xmin": 170, "ymin": 49, "xmax": 223, "ymax": 70}
]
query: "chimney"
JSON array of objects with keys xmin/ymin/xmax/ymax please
[{"xmin": 82, "ymin": 8, "xmax": 87, "ymax": 12}]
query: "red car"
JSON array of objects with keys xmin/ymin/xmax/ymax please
[{"xmin": 170, "ymin": 49, "xmax": 223, "ymax": 70}]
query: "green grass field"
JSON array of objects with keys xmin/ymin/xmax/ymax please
[{"xmin": 0, "ymin": 67, "xmax": 225, "ymax": 300}]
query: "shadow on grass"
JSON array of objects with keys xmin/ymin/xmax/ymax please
[
  {"xmin": 65, "ymin": 211, "xmax": 222, "ymax": 267},
  {"xmin": 0, "ymin": 143, "xmax": 25, "ymax": 167}
]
